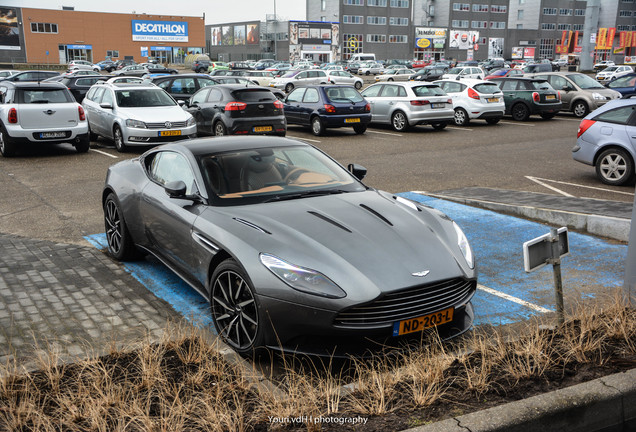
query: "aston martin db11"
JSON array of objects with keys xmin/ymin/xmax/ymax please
[{"xmin": 103, "ymin": 136, "xmax": 477, "ymax": 356}]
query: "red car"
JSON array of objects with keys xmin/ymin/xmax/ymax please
[
  {"xmin": 411, "ymin": 60, "xmax": 431, "ymax": 69},
  {"xmin": 484, "ymin": 68, "xmax": 524, "ymax": 80}
]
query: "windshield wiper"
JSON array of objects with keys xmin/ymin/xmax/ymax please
[{"xmin": 263, "ymin": 189, "xmax": 348, "ymax": 203}]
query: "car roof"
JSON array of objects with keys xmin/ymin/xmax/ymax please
[
  {"xmin": 492, "ymin": 77, "xmax": 547, "ymax": 81},
  {"xmin": 151, "ymin": 73, "xmax": 210, "ymax": 81},
  {"xmin": 10, "ymin": 81, "xmax": 68, "ymax": 89},
  {"xmin": 159, "ymin": 136, "xmax": 309, "ymax": 156}
]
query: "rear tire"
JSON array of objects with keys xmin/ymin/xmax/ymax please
[
  {"xmin": 595, "ymin": 147, "xmax": 634, "ymax": 186},
  {"xmin": 453, "ymin": 108, "xmax": 470, "ymax": 126},
  {"xmin": 511, "ymin": 103, "xmax": 530, "ymax": 121},
  {"xmin": 285, "ymin": 83, "xmax": 294, "ymax": 93},
  {"xmin": 391, "ymin": 110, "xmax": 409, "ymax": 132},
  {"xmin": 0, "ymin": 125, "xmax": 17, "ymax": 157},
  {"xmin": 353, "ymin": 124, "xmax": 367, "ymax": 134},
  {"xmin": 311, "ymin": 116, "xmax": 325, "ymax": 136},
  {"xmin": 214, "ymin": 121, "xmax": 227, "ymax": 136},
  {"xmin": 486, "ymin": 117, "xmax": 501, "ymax": 125}
]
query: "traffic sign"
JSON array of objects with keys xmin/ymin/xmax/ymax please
[{"xmin": 523, "ymin": 227, "xmax": 569, "ymax": 273}]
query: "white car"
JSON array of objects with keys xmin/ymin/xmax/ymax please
[
  {"xmin": 243, "ymin": 70, "xmax": 276, "ymax": 86},
  {"xmin": 325, "ymin": 70, "xmax": 363, "ymax": 89},
  {"xmin": 68, "ymin": 60, "xmax": 100, "ymax": 73},
  {"xmin": 0, "ymin": 70, "xmax": 17, "ymax": 79},
  {"xmin": 434, "ymin": 79, "xmax": 505, "ymax": 126},
  {"xmin": 441, "ymin": 67, "xmax": 484, "ymax": 80},
  {"xmin": 270, "ymin": 69, "xmax": 329, "ymax": 93},
  {"xmin": 375, "ymin": 68, "xmax": 415, "ymax": 82},
  {"xmin": 0, "ymin": 81, "xmax": 89, "ymax": 157},
  {"xmin": 594, "ymin": 60, "xmax": 616, "ymax": 71},
  {"xmin": 82, "ymin": 82, "xmax": 196, "ymax": 152},
  {"xmin": 595, "ymin": 65, "xmax": 634, "ymax": 83},
  {"xmin": 360, "ymin": 82, "xmax": 454, "ymax": 132},
  {"xmin": 358, "ymin": 62, "xmax": 385, "ymax": 75}
]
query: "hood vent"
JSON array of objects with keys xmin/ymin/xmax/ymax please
[
  {"xmin": 308, "ymin": 211, "xmax": 352, "ymax": 233},
  {"xmin": 359, "ymin": 204, "xmax": 393, "ymax": 226},
  {"xmin": 233, "ymin": 218, "xmax": 271, "ymax": 234}
]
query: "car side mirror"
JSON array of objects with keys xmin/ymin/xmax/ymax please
[
  {"xmin": 178, "ymin": 100, "xmax": 186, "ymax": 107},
  {"xmin": 562, "ymin": 85, "xmax": 572, "ymax": 91},
  {"xmin": 99, "ymin": 102, "xmax": 113, "ymax": 109},
  {"xmin": 347, "ymin": 163, "xmax": 367, "ymax": 181},
  {"xmin": 165, "ymin": 180, "xmax": 187, "ymax": 198}
]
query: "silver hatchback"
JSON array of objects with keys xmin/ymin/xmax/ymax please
[
  {"xmin": 82, "ymin": 82, "xmax": 196, "ymax": 152},
  {"xmin": 360, "ymin": 82, "xmax": 454, "ymax": 131}
]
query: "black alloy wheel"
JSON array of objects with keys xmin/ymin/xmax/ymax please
[{"xmin": 104, "ymin": 193, "xmax": 139, "ymax": 260}]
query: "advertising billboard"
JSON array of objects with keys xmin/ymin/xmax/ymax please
[
  {"xmin": 131, "ymin": 20, "xmax": 188, "ymax": 42},
  {"xmin": 449, "ymin": 31, "xmax": 479, "ymax": 50},
  {"xmin": 210, "ymin": 27, "xmax": 221, "ymax": 46},
  {"xmin": 0, "ymin": 7, "xmax": 20, "ymax": 50},
  {"xmin": 234, "ymin": 25, "xmax": 245, "ymax": 45},
  {"xmin": 222, "ymin": 25, "xmax": 233, "ymax": 45},
  {"xmin": 247, "ymin": 23, "xmax": 259, "ymax": 44},
  {"xmin": 290, "ymin": 21, "xmax": 334, "ymax": 45},
  {"xmin": 489, "ymin": 38, "xmax": 504, "ymax": 58}
]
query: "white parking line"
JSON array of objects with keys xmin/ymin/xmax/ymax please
[
  {"xmin": 500, "ymin": 121, "xmax": 536, "ymax": 127},
  {"xmin": 90, "ymin": 149, "xmax": 118, "ymax": 159},
  {"xmin": 366, "ymin": 130, "xmax": 403, "ymax": 137},
  {"xmin": 525, "ymin": 176, "xmax": 574, "ymax": 197},
  {"xmin": 527, "ymin": 176, "xmax": 635, "ymax": 196},
  {"xmin": 555, "ymin": 117, "xmax": 582, "ymax": 122},
  {"xmin": 446, "ymin": 126, "xmax": 473, "ymax": 131},
  {"xmin": 478, "ymin": 284, "xmax": 552, "ymax": 313},
  {"xmin": 286, "ymin": 135, "xmax": 321, "ymax": 143}
]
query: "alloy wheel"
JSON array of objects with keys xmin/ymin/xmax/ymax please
[
  {"xmin": 104, "ymin": 199, "xmax": 122, "ymax": 255},
  {"xmin": 599, "ymin": 153, "xmax": 627, "ymax": 182}
]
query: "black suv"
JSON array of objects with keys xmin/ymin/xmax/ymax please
[
  {"xmin": 150, "ymin": 73, "xmax": 218, "ymax": 102},
  {"xmin": 192, "ymin": 59, "xmax": 211, "ymax": 73},
  {"xmin": 47, "ymin": 74, "xmax": 109, "ymax": 102}
]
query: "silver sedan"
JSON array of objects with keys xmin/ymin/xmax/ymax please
[{"xmin": 325, "ymin": 70, "xmax": 364, "ymax": 89}]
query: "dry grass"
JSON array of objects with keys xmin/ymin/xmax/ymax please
[{"xmin": 1, "ymin": 293, "xmax": 635, "ymax": 431}]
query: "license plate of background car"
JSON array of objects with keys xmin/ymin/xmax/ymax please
[
  {"xmin": 344, "ymin": 118, "xmax": 360, "ymax": 123},
  {"xmin": 392, "ymin": 307, "xmax": 454, "ymax": 336},
  {"xmin": 487, "ymin": 98, "xmax": 499, "ymax": 103},
  {"xmin": 431, "ymin": 103, "xmax": 445, "ymax": 109},
  {"xmin": 546, "ymin": 95, "xmax": 556, "ymax": 100},
  {"xmin": 159, "ymin": 130, "xmax": 182, "ymax": 136},
  {"xmin": 40, "ymin": 132, "xmax": 66, "ymax": 138},
  {"xmin": 253, "ymin": 126, "xmax": 272, "ymax": 132}
]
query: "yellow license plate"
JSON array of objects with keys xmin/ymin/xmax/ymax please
[
  {"xmin": 392, "ymin": 307, "xmax": 454, "ymax": 336},
  {"xmin": 546, "ymin": 95, "xmax": 556, "ymax": 100},
  {"xmin": 254, "ymin": 126, "xmax": 273, "ymax": 132},
  {"xmin": 345, "ymin": 118, "xmax": 360, "ymax": 123},
  {"xmin": 487, "ymin": 98, "xmax": 499, "ymax": 103},
  {"xmin": 160, "ymin": 130, "xmax": 181, "ymax": 136}
]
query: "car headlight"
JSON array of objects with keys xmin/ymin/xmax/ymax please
[
  {"xmin": 186, "ymin": 116, "xmax": 196, "ymax": 126},
  {"xmin": 260, "ymin": 253, "xmax": 346, "ymax": 299},
  {"xmin": 453, "ymin": 222, "xmax": 474, "ymax": 269},
  {"xmin": 125, "ymin": 119, "xmax": 147, "ymax": 128},
  {"xmin": 592, "ymin": 92, "xmax": 605, "ymax": 101}
]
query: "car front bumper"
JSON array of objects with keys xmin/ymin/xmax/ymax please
[{"xmin": 122, "ymin": 125, "xmax": 198, "ymax": 146}]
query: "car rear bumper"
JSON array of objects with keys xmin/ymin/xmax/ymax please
[
  {"xmin": 322, "ymin": 113, "xmax": 372, "ymax": 128},
  {"xmin": 227, "ymin": 117, "xmax": 287, "ymax": 135},
  {"xmin": 5, "ymin": 123, "xmax": 89, "ymax": 144},
  {"xmin": 407, "ymin": 108, "xmax": 455, "ymax": 124}
]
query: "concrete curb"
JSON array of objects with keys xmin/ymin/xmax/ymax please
[
  {"xmin": 404, "ymin": 368, "xmax": 636, "ymax": 432},
  {"xmin": 427, "ymin": 193, "xmax": 631, "ymax": 242}
]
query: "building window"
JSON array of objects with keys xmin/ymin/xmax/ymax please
[
  {"xmin": 622, "ymin": 0, "xmax": 635, "ymax": 3},
  {"xmin": 452, "ymin": 3, "xmax": 470, "ymax": 11},
  {"xmin": 519, "ymin": 0, "xmax": 525, "ymax": 3},
  {"xmin": 321, "ymin": 0, "xmax": 326, "ymax": 10},
  {"xmin": 344, "ymin": 0, "xmax": 364, "ymax": 4},
  {"xmin": 490, "ymin": 21, "xmax": 506, "ymax": 29},
  {"xmin": 389, "ymin": 17, "xmax": 409, "ymax": 25},
  {"xmin": 559, "ymin": 8, "xmax": 572, "ymax": 15},
  {"xmin": 491, "ymin": 5, "xmax": 507, "ymax": 13},
  {"xmin": 471, "ymin": 21, "xmax": 488, "ymax": 28},
  {"xmin": 573, "ymin": 24, "xmax": 584, "ymax": 31},
  {"xmin": 473, "ymin": 4, "xmax": 489, "ymax": 12},
  {"xmin": 343, "ymin": 15, "xmax": 364, "ymax": 23},
  {"xmin": 557, "ymin": 23, "xmax": 571, "ymax": 30},
  {"xmin": 619, "ymin": 10, "xmax": 633, "ymax": 16},
  {"xmin": 539, "ymin": 38, "xmax": 554, "ymax": 59},
  {"xmin": 390, "ymin": 0, "xmax": 409, "ymax": 7},
  {"xmin": 367, "ymin": 16, "xmax": 387, "ymax": 24},
  {"xmin": 366, "ymin": 34, "xmax": 387, "ymax": 42},
  {"xmin": 517, "ymin": 10, "xmax": 524, "ymax": 19},
  {"xmin": 543, "ymin": 8, "xmax": 557, "ymax": 15},
  {"xmin": 367, "ymin": 0, "xmax": 387, "ymax": 5},
  {"xmin": 451, "ymin": 20, "xmax": 469, "ymax": 28},
  {"xmin": 517, "ymin": 24, "xmax": 524, "ymax": 29},
  {"xmin": 106, "ymin": 50, "xmax": 119, "ymax": 58},
  {"xmin": 389, "ymin": 35, "xmax": 408, "ymax": 43},
  {"xmin": 343, "ymin": 33, "xmax": 363, "ymax": 59},
  {"xmin": 575, "ymin": 9, "xmax": 585, "ymax": 16},
  {"xmin": 477, "ymin": 37, "xmax": 487, "ymax": 44},
  {"xmin": 617, "ymin": 25, "xmax": 631, "ymax": 31},
  {"xmin": 541, "ymin": 23, "xmax": 556, "ymax": 30},
  {"xmin": 30, "ymin": 22, "xmax": 58, "ymax": 33}
]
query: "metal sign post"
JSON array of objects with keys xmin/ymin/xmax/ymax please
[
  {"xmin": 624, "ymin": 187, "xmax": 636, "ymax": 307},
  {"xmin": 523, "ymin": 227, "xmax": 570, "ymax": 325}
]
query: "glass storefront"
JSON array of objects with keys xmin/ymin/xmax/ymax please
[{"xmin": 65, "ymin": 44, "xmax": 93, "ymax": 62}]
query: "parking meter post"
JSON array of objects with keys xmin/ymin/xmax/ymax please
[
  {"xmin": 624, "ymin": 187, "xmax": 636, "ymax": 307},
  {"xmin": 550, "ymin": 228, "xmax": 565, "ymax": 326}
]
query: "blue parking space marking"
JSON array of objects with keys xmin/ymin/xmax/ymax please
[
  {"xmin": 86, "ymin": 192, "xmax": 628, "ymax": 332},
  {"xmin": 84, "ymin": 234, "xmax": 215, "ymax": 331},
  {"xmin": 397, "ymin": 192, "xmax": 628, "ymax": 326}
]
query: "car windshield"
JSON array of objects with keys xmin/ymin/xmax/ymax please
[
  {"xmin": 567, "ymin": 74, "xmax": 604, "ymax": 89},
  {"xmin": 447, "ymin": 68, "xmax": 462, "ymax": 75},
  {"xmin": 325, "ymin": 87, "xmax": 364, "ymax": 103},
  {"xmin": 282, "ymin": 70, "xmax": 300, "ymax": 78},
  {"xmin": 232, "ymin": 89, "xmax": 275, "ymax": 102},
  {"xmin": 603, "ymin": 67, "xmax": 618, "ymax": 72},
  {"xmin": 610, "ymin": 75, "xmax": 636, "ymax": 88},
  {"xmin": 412, "ymin": 85, "xmax": 446, "ymax": 96},
  {"xmin": 198, "ymin": 145, "xmax": 365, "ymax": 204},
  {"xmin": 116, "ymin": 89, "xmax": 176, "ymax": 107}
]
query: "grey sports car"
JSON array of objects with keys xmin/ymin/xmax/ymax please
[{"xmin": 102, "ymin": 136, "xmax": 477, "ymax": 356}]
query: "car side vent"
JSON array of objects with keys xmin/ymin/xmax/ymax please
[
  {"xmin": 233, "ymin": 218, "xmax": 271, "ymax": 234},
  {"xmin": 308, "ymin": 211, "xmax": 352, "ymax": 233},
  {"xmin": 359, "ymin": 204, "xmax": 393, "ymax": 226}
]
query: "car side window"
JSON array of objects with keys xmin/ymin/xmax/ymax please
[
  {"xmin": 286, "ymin": 88, "xmax": 306, "ymax": 102},
  {"xmin": 397, "ymin": 86, "xmax": 407, "ymax": 97},
  {"xmin": 149, "ymin": 152, "xmax": 197, "ymax": 195},
  {"xmin": 361, "ymin": 85, "xmax": 382, "ymax": 98},
  {"xmin": 157, "ymin": 80, "xmax": 173, "ymax": 91},
  {"xmin": 207, "ymin": 88, "xmax": 223, "ymax": 103},
  {"xmin": 101, "ymin": 89, "xmax": 114, "ymax": 105},
  {"xmin": 303, "ymin": 88, "xmax": 320, "ymax": 103},
  {"xmin": 380, "ymin": 85, "xmax": 399, "ymax": 97},
  {"xmin": 297, "ymin": 72, "xmax": 308, "ymax": 79},
  {"xmin": 593, "ymin": 106, "xmax": 635, "ymax": 125},
  {"xmin": 191, "ymin": 88, "xmax": 210, "ymax": 104},
  {"xmin": 549, "ymin": 76, "xmax": 568, "ymax": 90},
  {"xmin": 501, "ymin": 80, "xmax": 518, "ymax": 91}
]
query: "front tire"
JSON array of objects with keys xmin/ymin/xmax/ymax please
[
  {"xmin": 311, "ymin": 116, "xmax": 325, "ymax": 136},
  {"xmin": 391, "ymin": 110, "xmax": 409, "ymax": 132},
  {"xmin": 354, "ymin": 81, "xmax": 362, "ymax": 90},
  {"xmin": 572, "ymin": 101, "xmax": 589, "ymax": 118},
  {"xmin": 511, "ymin": 103, "xmax": 530, "ymax": 121},
  {"xmin": 285, "ymin": 83, "xmax": 294, "ymax": 93},
  {"xmin": 453, "ymin": 108, "xmax": 470, "ymax": 126},
  {"xmin": 113, "ymin": 125, "xmax": 127, "ymax": 152},
  {"xmin": 0, "ymin": 125, "xmax": 17, "ymax": 157},
  {"xmin": 210, "ymin": 259, "xmax": 263, "ymax": 356},
  {"xmin": 104, "ymin": 193, "xmax": 140, "ymax": 261},
  {"xmin": 596, "ymin": 147, "xmax": 634, "ymax": 186}
]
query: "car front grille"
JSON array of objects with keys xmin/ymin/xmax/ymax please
[
  {"xmin": 334, "ymin": 278, "xmax": 476, "ymax": 328},
  {"xmin": 145, "ymin": 121, "xmax": 188, "ymax": 129}
]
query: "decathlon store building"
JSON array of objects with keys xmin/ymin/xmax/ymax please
[{"xmin": 0, "ymin": 6, "xmax": 205, "ymax": 65}]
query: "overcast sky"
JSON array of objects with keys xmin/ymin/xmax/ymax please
[{"xmin": 4, "ymin": 0, "xmax": 307, "ymax": 23}]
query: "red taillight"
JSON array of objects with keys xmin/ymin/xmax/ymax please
[
  {"xmin": 365, "ymin": 103, "xmax": 371, "ymax": 112},
  {"xmin": 273, "ymin": 99, "xmax": 284, "ymax": 109},
  {"xmin": 78, "ymin": 106, "xmax": 86, "ymax": 121},
  {"xmin": 532, "ymin": 92, "xmax": 540, "ymax": 102},
  {"xmin": 577, "ymin": 119, "xmax": 596, "ymax": 138},
  {"xmin": 410, "ymin": 100, "xmax": 429, "ymax": 106},
  {"xmin": 557, "ymin": 91, "xmax": 561, "ymax": 101},
  {"xmin": 467, "ymin": 87, "xmax": 480, "ymax": 100},
  {"xmin": 224, "ymin": 102, "xmax": 247, "ymax": 111},
  {"xmin": 8, "ymin": 107, "xmax": 17, "ymax": 123},
  {"xmin": 447, "ymin": 99, "xmax": 452, "ymax": 104},
  {"xmin": 324, "ymin": 104, "xmax": 336, "ymax": 113}
]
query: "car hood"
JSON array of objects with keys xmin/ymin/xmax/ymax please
[
  {"xmin": 202, "ymin": 190, "xmax": 472, "ymax": 301},
  {"xmin": 116, "ymin": 106, "xmax": 192, "ymax": 122}
]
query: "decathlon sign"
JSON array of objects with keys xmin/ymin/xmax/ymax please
[{"xmin": 131, "ymin": 20, "xmax": 188, "ymax": 42}]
